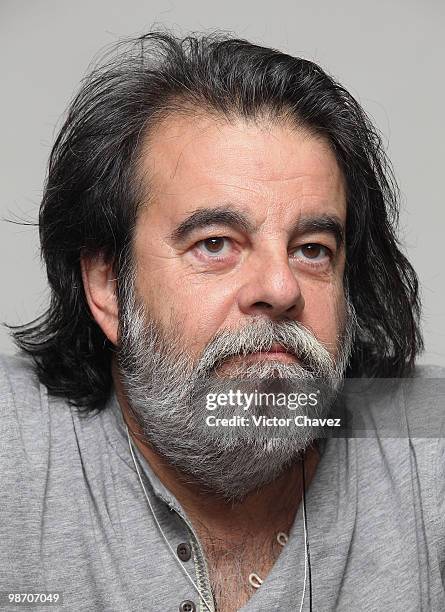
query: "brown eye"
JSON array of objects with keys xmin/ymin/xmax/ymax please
[
  {"xmin": 197, "ymin": 237, "xmax": 230, "ymax": 257},
  {"xmin": 301, "ymin": 244, "xmax": 322, "ymax": 259},
  {"xmin": 292, "ymin": 243, "xmax": 330, "ymax": 262},
  {"xmin": 204, "ymin": 237, "xmax": 225, "ymax": 252}
]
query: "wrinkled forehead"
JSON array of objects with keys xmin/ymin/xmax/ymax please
[{"xmin": 136, "ymin": 111, "xmax": 347, "ymax": 230}]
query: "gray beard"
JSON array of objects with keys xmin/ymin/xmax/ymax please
[{"xmin": 117, "ymin": 289, "xmax": 357, "ymax": 503}]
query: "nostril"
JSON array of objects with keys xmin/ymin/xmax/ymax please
[{"xmin": 252, "ymin": 301, "xmax": 273, "ymax": 310}]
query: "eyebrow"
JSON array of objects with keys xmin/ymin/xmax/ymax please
[
  {"xmin": 291, "ymin": 214, "xmax": 345, "ymax": 248},
  {"xmin": 170, "ymin": 206, "xmax": 254, "ymax": 242},
  {"xmin": 169, "ymin": 205, "xmax": 344, "ymax": 247}
]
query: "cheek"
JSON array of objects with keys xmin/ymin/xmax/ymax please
[
  {"xmin": 135, "ymin": 257, "xmax": 236, "ymax": 357},
  {"xmin": 300, "ymin": 283, "xmax": 344, "ymax": 351}
]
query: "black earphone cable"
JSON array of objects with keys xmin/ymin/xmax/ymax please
[{"xmin": 302, "ymin": 456, "xmax": 313, "ymax": 611}]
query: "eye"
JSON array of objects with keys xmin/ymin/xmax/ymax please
[
  {"xmin": 196, "ymin": 237, "xmax": 231, "ymax": 257},
  {"xmin": 292, "ymin": 243, "xmax": 331, "ymax": 262}
]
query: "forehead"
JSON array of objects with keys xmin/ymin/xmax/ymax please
[{"xmin": 139, "ymin": 111, "xmax": 346, "ymax": 225}]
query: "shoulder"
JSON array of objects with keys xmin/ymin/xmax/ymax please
[
  {"xmin": 404, "ymin": 363, "xmax": 445, "ymax": 432},
  {"xmin": 409, "ymin": 365, "xmax": 445, "ymax": 559},
  {"xmin": 0, "ymin": 354, "xmax": 58, "ymax": 583},
  {"xmin": 0, "ymin": 352, "xmax": 43, "ymax": 408},
  {"xmin": 0, "ymin": 352, "xmax": 48, "ymax": 428},
  {"xmin": 354, "ymin": 362, "xmax": 445, "ymax": 419},
  {"xmin": 0, "ymin": 352, "xmax": 54, "ymax": 471},
  {"xmin": 412, "ymin": 363, "xmax": 445, "ymax": 379}
]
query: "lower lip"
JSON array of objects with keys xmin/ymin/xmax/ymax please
[
  {"xmin": 221, "ymin": 352, "xmax": 298, "ymax": 366},
  {"xmin": 246, "ymin": 352, "xmax": 298, "ymax": 363}
]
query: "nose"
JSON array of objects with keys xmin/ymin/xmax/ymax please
[{"xmin": 237, "ymin": 247, "xmax": 305, "ymax": 319}]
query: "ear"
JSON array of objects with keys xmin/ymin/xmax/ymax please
[{"xmin": 81, "ymin": 254, "xmax": 119, "ymax": 346}]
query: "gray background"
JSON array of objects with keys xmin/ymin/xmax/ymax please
[{"xmin": 1, "ymin": 0, "xmax": 444, "ymax": 366}]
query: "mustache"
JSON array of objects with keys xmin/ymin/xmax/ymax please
[{"xmin": 195, "ymin": 318, "xmax": 334, "ymax": 376}]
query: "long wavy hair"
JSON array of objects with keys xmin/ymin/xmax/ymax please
[{"xmin": 9, "ymin": 31, "xmax": 423, "ymax": 412}]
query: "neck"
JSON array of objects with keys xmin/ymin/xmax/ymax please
[{"xmin": 114, "ymin": 375, "xmax": 320, "ymax": 540}]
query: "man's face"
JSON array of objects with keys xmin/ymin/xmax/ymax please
[
  {"xmin": 117, "ymin": 112, "xmax": 351, "ymax": 501},
  {"xmin": 134, "ymin": 113, "xmax": 347, "ymax": 364}
]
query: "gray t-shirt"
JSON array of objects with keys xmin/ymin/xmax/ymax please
[{"xmin": 1, "ymin": 353, "xmax": 445, "ymax": 611}]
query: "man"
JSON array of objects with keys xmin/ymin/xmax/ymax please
[{"xmin": 1, "ymin": 31, "xmax": 444, "ymax": 612}]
